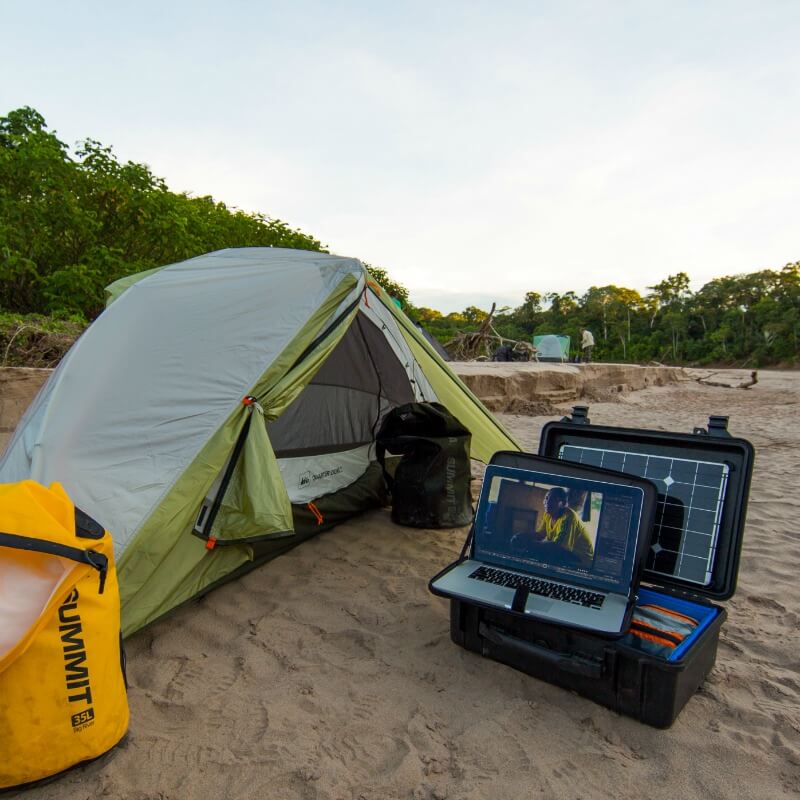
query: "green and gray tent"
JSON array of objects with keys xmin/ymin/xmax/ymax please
[{"xmin": 0, "ymin": 248, "xmax": 519, "ymax": 635}]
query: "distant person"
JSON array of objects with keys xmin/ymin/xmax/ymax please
[
  {"xmin": 535, "ymin": 487, "xmax": 594, "ymax": 565},
  {"xmin": 581, "ymin": 329, "xmax": 595, "ymax": 363}
]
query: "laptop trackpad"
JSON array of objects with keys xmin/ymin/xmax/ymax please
[{"xmin": 526, "ymin": 597, "xmax": 553, "ymax": 613}]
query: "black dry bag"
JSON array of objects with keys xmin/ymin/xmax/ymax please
[{"xmin": 376, "ymin": 402, "xmax": 473, "ymax": 528}]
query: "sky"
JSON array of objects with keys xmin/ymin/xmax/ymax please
[{"xmin": 2, "ymin": 1, "xmax": 799, "ymax": 312}]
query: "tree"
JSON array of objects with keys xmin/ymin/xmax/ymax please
[
  {"xmin": 363, "ymin": 264, "xmax": 409, "ymax": 306},
  {"xmin": 462, "ymin": 306, "xmax": 489, "ymax": 324},
  {"xmin": 413, "ymin": 307, "xmax": 443, "ymax": 323},
  {"xmin": 545, "ymin": 291, "xmax": 579, "ymax": 318},
  {"xmin": 514, "ymin": 291, "xmax": 542, "ymax": 330},
  {"xmin": 0, "ymin": 107, "xmax": 79, "ymax": 312},
  {"xmin": 645, "ymin": 273, "xmax": 692, "ymax": 361},
  {"xmin": 0, "ymin": 107, "xmax": 337, "ymax": 319}
]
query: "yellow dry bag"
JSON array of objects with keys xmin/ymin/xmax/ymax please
[{"xmin": 0, "ymin": 480, "xmax": 129, "ymax": 789}]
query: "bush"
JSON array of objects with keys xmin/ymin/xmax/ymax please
[{"xmin": 0, "ymin": 313, "xmax": 84, "ymax": 367}]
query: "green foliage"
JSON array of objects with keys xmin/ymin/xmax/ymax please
[
  {"xmin": 462, "ymin": 306, "xmax": 489, "ymax": 324},
  {"xmin": 0, "ymin": 311, "xmax": 84, "ymax": 367},
  {"xmin": 363, "ymin": 264, "xmax": 410, "ymax": 306},
  {"xmin": 0, "ymin": 107, "xmax": 360, "ymax": 320},
  {"xmin": 0, "ymin": 106, "xmax": 412, "ymax": 324}
]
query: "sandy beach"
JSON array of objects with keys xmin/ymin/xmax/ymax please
[{"xmin": 7, "ymin": 368, "xmax": 800, "ymax": 799}]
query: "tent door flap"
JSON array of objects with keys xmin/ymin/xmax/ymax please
[{"xmin": 192, "ymin": 402, "xmax": 295, "ymax": 546}]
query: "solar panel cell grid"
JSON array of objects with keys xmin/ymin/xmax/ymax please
[{"xmin": 558, "ymin": 444, "xmax": 730, "ymax": 587}]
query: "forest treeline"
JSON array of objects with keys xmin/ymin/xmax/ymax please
[
  {"xmin": 1, "ymin": 106, "xmax": 797, "ymax": 367},
  {"xmin": 417, "ymin": 264, "xmax": 799, "ymax": 366}
]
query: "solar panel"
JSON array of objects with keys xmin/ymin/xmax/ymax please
[{"xmin": 558, "ymin": 444, "xmax": 730, "ymax": 586}]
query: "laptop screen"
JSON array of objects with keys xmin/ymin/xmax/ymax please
[{"xmin": 473, "ymin": 465, "xmax": 646, "ymax": 595}]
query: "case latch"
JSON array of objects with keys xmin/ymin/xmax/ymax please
[
  {"xmin": 562, "ymin": 405, "xmax": 591, "ymax": 425},
  {"xmin": 693, "ymin": 415, "xmax": 731, "ymax": 437}
]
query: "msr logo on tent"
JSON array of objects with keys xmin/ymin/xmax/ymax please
[{"xmin": 58, "ymin": 588, "xmax": 95, "ymax": 731}]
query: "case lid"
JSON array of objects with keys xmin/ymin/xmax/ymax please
[{"xmin": 538, "ymin": 406, "xmax": 754, "ymax": 601}]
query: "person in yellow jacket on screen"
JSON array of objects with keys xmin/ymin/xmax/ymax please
[{"xmin": 536, "ymin": 487, "xmax": 594, "ymax": 566}]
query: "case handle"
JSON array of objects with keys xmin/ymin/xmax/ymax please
[
  {"xmin": 693, "ymin": 415, "xmax": 730, "ymax": 437},
  {"xmin": 478, "ymin": 622, "xmax": 604, "ymax": 679},
  {"xmin": 561, "ymin": 405, "xmax": 591, "ymax": 425}
]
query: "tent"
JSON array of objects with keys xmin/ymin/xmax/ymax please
[
  {"xmin": 0, "ymin": 248, "xmax": 518, "ymax": 635},
  {"xmin": 414, "ymin": 323, "xmax": 451, "ymax": 361},
  {"xmin": 389, "ymin": 296, "xmax": 450, "ymax": 362},
  {"xmin": 533, "ymin": 334, "xmax": 570, "ymax": 362}
]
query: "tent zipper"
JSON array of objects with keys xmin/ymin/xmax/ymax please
[
  {"xmin": 0, "ymin": 532, "xmax": 108, "ymax": 594},
  {"xmin": 289, "ymin": 294, "xmax": 361, "ymax": 372},
  {"xmin": 193, "ymin": 403, "xmax": 255, "ymax": 543}
]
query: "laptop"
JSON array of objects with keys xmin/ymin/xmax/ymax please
[{"xmin": 430, "ymin": 459, "xmax": 657, "ymax": 634}]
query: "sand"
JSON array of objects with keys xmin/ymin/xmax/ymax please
[
  {"xmin": 5, "ymin": 368, "xmax": 800, "ymax": 799},
  {"xmin": 0, "ymin": 368, "xmax": 50, "ymax": 452}
]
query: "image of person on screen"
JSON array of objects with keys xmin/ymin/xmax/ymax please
[{"xmin": 536, "ymin": 487, "xmax": 594, "ymax": 565}]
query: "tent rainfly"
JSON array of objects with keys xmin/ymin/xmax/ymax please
[{"xmin": 0, "ymin": 248, "xmax": 519, "ymax": 635}]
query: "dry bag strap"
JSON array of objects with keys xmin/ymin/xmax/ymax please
[
  {"xmin": 0, "ymin": 532, "xmax": 108, "ymax": 594},
  {"xmin": 74, "ymin": 507, "xmax": 105, "ymax": 540}
]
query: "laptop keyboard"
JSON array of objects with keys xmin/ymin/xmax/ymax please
[{"xmin": 469, "ymin": 565, "xmax": 606, "ymax": 609}]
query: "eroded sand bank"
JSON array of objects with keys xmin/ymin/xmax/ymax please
[{"xmin": 451, "ymin": 361, "xmax": 686, "ymax": 412}]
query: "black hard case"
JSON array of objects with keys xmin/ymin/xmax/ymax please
[{"xmin": 434, "ymin": 409, "xmax": 754, "ymax": 728}]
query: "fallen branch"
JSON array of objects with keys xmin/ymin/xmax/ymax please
[
  {"xmin": 0, "ymin": 320, "xmax": 83, "ymax": 368},
  {"xmin": 444, "ymin": 304, "xmax": 497, "ymax": 360},
  {"xmin": 2, "ymin": 324, "xmax": 30, "ymax": 366},
  {"xmin": 696, "ymin": 370, "xmax": 758, "ymax": 390}
]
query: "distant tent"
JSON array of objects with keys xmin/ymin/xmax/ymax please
[
  {"xmin": 415, "ymin": 323, "xmax": 451, "ymax": 361},
  {"xmin": 1, "ymin": 248, "xmax": 517, "ymax": 635},
  {"xmin": 534, "ymin": 334, "xmax": 570, "ymax": 362},
  {"xmin": 390, "ymin": 297, "xmax": 451, "ymax": 363}
]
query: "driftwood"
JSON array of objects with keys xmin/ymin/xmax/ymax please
[
  {"xmin": 444, "ymin": 304, "xmax": 538, "ymax": 361},
  {"xmin": 0, "ymin": 322, "xmax": 82, "ymax": 368},
  {"xmin": 2, "ymin": 324, "xmax": 30, "ymax": 366},
  {"xmin": 695, "ymin": 370, "xmax": 758, "ymax": 390},
  {"xmin": 444, "ymin": 304, "xmax": 497, "ymax": 360}
]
